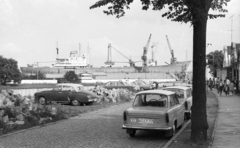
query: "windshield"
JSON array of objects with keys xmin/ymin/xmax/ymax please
[
  {"xmin": 133, "ymin": 94, "xmax": 168, "ymax": 107},
  {"xmin": 76, "ymin": 86, "xmax": 85, "ymax": 91},
  {"xmin": 163, "ymin": 88, "xmax": 185, "ymax": 102}
]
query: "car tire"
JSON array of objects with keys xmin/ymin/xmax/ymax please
[
  {"xmin": 39, "ymin": 97, "xmax": 46, "ymax": 105},
  {"xmin": 127, "ymin": 129, "xmax": 136, "ymax": 137},
  {"xmin": 171, "ymin": 123, "xmax": 176, "ymax": 137},
  {"xmin": 71, "ymin": 99, "xmax": 80, "ymax": 106},
  {"xmin": 187, "ymin": 110, "xmax": 192, "ymax": 120},
  {"xmin": 166, "ymin": 123, "xmax": 176, "ymax": 138},
  {"xmin": 86, "ymin": 102, "xmax": 93, "ymax": 105}
]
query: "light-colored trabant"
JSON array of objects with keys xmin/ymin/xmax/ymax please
[
  {"xmin": 162, "ymin": 86, "xmax": 192, "ymax": 119},
  {"xmin": 122, "ymin": 90, "xmax": 185, "ymax": 137}
]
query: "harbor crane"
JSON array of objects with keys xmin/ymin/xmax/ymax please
[
  {"xmin": 166, "ymin": 35, "xmax": 177, "ymax": 64},
  {"xmin": 148, "ymin": 42, "xmax": 159, "ymax": 66},
  {"xmin": 105, "ymin": 44, "xmax": 115, "ymax": 67},
  {"xmin": 141, "ymin": 34, "xmax": 152, "ymax": 72},
  {"xmin": 105, "ymin": 44, "xmax": 142, "ymax": 72}
]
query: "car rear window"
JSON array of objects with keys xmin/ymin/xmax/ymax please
[{"xmin": 133, "ymin": 94, "xmax": 168, "ymax": 107}]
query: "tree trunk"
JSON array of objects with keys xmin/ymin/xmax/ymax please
[{"xmin": 190, "ymin": 14, "xmax": 209, "ymax": 143}]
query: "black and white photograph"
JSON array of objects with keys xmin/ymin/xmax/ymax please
[{"xmin": 0, "ymin": 0, "xmax": 240, "ymax": 148}]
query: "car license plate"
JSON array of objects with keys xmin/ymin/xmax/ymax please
[{"xmin": 138, "ymin": 118, "xmax": 154, "ymax": 124}]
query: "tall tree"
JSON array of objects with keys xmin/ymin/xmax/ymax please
[
  {"xmin": 64, "ymin": 71, "xmax": 79, "ymax": 83},
  {"xmin": 207, "ymin": 50, "xmax": 224, "ymax": 76},
  {"xmin": 90, "ymin": 0, "xmax": 229, "ymax": 143},
  {"xmin": 0, "ymin": 56, "xmax": 22, "ymax": 85}
]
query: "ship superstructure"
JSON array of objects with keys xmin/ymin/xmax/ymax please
[{"xmin": 53, "ymin": 51, "xmax": 88, "ymax": 68}]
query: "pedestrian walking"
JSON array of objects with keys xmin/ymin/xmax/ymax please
[
  {"xmin": 233, "ymin": 78, "xmax": 238, "ymax": 92},
  {"xmin": 223, "ymin": 80, "xmax": 229, "ymax": 96},
  {"xmin": 229, "ymin": 81, "xmax": 235, "ymax": 95},
  {"xmin": 216, "ymin": 77, "xmax": 220, "ymax": 93},
  {"xmin": 218, "ymin": 79, "xmax": 224, "ymax": 96},
  {"xmin": 213, "ymin": 77, "xmax": 216, "ymax": 88},
  {"xmin": 208, "ymin": 78, "xmax": 213, "ymax": 91}
]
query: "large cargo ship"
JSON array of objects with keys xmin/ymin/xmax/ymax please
[{"xmin": 20, "ymin": 40, "xmax": 192, "ymax": 80}]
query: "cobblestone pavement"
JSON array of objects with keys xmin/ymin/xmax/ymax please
[{"xmin": 0, "ymin": 103, "xmax": 168, "ymax": 148}]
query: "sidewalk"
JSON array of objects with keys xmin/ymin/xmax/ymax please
[{"xmin": 211, "ymin": 89, "xmax": 240, "ymax": 148}]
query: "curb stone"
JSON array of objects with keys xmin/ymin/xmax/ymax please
[
  {"xmin": 161, "ymin": 120, "xmax": 191, "ymax": 148},
  {"xmin": 0, "ymin": 101, "xmax": 131, "ymax": 138},
  {"xmin": 208, "ymin": 91, "xmax": 220, "ymax": 148},
  {"xmin": 162, "ymin": 90, "xmax": 219, "ymax": 148}
]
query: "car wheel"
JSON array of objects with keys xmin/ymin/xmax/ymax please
[
  {"xmin": 127, "ymin": 129, "xmax": 136, "ymax": 137},
  {"xmin": 171, "ymin": 123, "xmax": 176, "ymax": 137},
  {"xmin": 166, "ymin": 123, "xmax": 176, "ymax": 138},
  {"xmin": 86, "ymin": 102, "xmax": 93, "ymax": 105},
  {"xmin": 71, "ymin": 99, "xmax": 80, "ymax": 106},
  {"xmin": 39, "ymin": 97, "xmax": 46, "ymax": 105}
]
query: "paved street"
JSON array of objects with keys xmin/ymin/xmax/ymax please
[{"xmin": 0, "ymin": 102, "xmax": 168, "ymax": 148}]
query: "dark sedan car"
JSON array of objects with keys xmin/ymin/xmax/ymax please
[
  {"xmin": 103, "ymin": 81, "xmax": 140, "ymax": 92},
  {"xmin": 34, "ymin": 83, "xmax": 99, "ymax": 106},
  {"xmin": 131, "ymin": 80, "xmax": 153, "ymax": 91}
]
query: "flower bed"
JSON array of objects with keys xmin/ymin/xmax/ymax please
[{"xmin": 0, "ymin": 88, "xmax": 135, "ymax": 135}]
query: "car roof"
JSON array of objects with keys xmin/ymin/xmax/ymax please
[
  {"xmin": 136, "ymin": 89, "xmax": 175, "ymax": 95},
  {"xmin": 56, "ymin": 83, "xmax": 84, "ymax": 87},
  {"xmin": 163, "ymin": 86, "xmax": 190, "ymax": 90}
]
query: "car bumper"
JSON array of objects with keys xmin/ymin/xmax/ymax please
[
  {"xmin": 122, "ymin": 124, "xmax": 172, "ymax": 131},
  {"xmin": 88, "ymin": 98, "xmax": 98, "ymax": 102}
]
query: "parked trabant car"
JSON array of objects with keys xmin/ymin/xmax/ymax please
[
  {"xmin": 34, "ymin": 83, "xmax": 99, "ymax": 106},
  {"xmin": 162, "ymin": 86, "xmax": 192, "ymax": 119},
  {"xmin": 122, "ymin": 90, "xmax": 185, "ymax": 137}
]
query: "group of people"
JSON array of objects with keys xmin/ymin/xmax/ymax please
[{"xmin": 207, "ymin": 77, "xmax": 237, "ymax": 96}]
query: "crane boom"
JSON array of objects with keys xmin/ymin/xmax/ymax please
[
  {"xmin": 166, "ymin": 35, "xmax": 177, "ymax": 64},
  {"xmin": 141, "ymin": 34, "xmax": 152, "ymax": 71}
]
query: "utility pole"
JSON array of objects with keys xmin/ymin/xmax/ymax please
[{"xmin": 229, "ymin": 14, "xmax": 235, "ymax": 43}]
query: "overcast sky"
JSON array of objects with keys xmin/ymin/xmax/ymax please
[{"xmin": 0, "ymin": 0, "xmax": 240, "ymax": 68}]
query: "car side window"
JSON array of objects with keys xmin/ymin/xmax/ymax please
[
  {"xmin": 170, "ymin": 96, "xmax": 175, "ymax": 107},
  {"xmin": 53, "ymin": 86, "xmax": 62, "ymax": 91},
  {"xmin": 62, "ymin": 86, "xmax": 72, "ymax": 91},
  {"xmin": 173, "ymin": 95, "xmax": 180, "ymax": 105}
]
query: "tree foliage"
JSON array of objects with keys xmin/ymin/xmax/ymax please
[
  {"xmin": 64, "ymin": 71, "xmax": 79, "ymax": 83},
  {"xmin": 0, "ymin": 56, "xmax": 22, "ymax": 85},
  {"xmin": 90, "ymin": 0, "xmax": 229, "ymax": 23},
  {"xmin": 90, "ymin": 0, "xmax": 230, "ymax": 144},
  {"xmin": 207, "ymin": 50, "xmax": 224, "ymax": 76}
]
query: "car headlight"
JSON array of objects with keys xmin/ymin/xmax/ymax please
[{"xmin": 87, "ymin": 95, "xmax": 98, "ymax": 102}]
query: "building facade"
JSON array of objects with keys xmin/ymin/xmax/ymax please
[{"xmin": 219, "ymin": 42, "xmax": 240, "ymax": 90}]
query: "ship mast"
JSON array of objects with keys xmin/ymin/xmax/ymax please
[
  {"xmin": 79, "ymin": 43, "xmax": 81, "ymax": 57},
  {"xmin": 56, "ymin": 41, "xmax": 59, "ymax": 60},
  {"xmin": 88, "ymin": 43, "xmax": 90, "ymax": 66}
]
